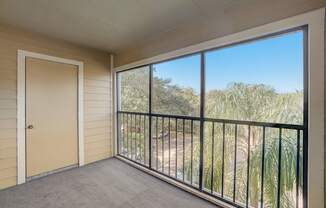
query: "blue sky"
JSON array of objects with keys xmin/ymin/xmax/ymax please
[{"xmin": 153, "ymin": 31, "xmax": 304, "ymax": 93}]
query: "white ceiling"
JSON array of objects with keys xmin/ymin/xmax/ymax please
[{"xmin": 0, "ymin": 0, "xmax": 251, "ymax": 53}]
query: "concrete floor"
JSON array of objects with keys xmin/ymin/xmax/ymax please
[{"xmin": 0, "ymin": 158, "xmax": 217, "ymax": 208}]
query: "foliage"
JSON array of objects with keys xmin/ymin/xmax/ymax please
[{"xmin": 119, "ymin": 70, "xmax": 303, "ymax": 208}]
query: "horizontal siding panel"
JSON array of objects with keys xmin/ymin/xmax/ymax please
[
  {"xmin": 85, "ymin": 138, "xmax": 109, "ymax": 148},
  {"xmin": 85, "ymin": 126, "xmax": 110, "ymax": 133},
  {"xmin": 0, "ymin": 63, "xmax": 16, "ymax": 71},
  {"xmin": 85, "ymin": 149, "xmax": 111, "ymax": 158},
  {"xmin": 85, "ymin": 107, "xmax": 109, "ymax": 115},
  {"xmin": 0, "ymin": 138, "xmax": 16, "ymax": 150},
  {"xmin": 84, "ymin": 93, "xmax": 110, "ymax": 101},
  {"xmin": 0, "ymin": 70, "xmax": 16, "ymax": 80},
  {"xmin": 85, "ymin": 129, "xmax": 110, "ymax": 137},
  {"xmin": 0, "ymin": 167, "xmax": 16, "ymax": 180},
  {"xmin": 0, "ymin": 99, "xmax": 16, "ymax": 109},
  {"xmin": 0, "ymin": 79, "xmax": 16, "ymax": 90},
  {"xmin": 85, "ymin": 112, "xmax": 110, "ymax": 116},
  {"xmin": 85, "ymin": 79, "xmax": 110, "ymax": 88},
  {"xmin": 85, "ymin": 142, "xmax": 110, "ymax": 154},
  {"xmin": 84, "ymin": 86, "xmax": 110, "ymax": 94},
  {"xmin": 0, "ymin": 129, "xmax": 16, "ymax": 139},
  {"xmin": 85, "ymin": 153, "xmax": 109, "ymax": 165},
  {"xmin": 0, "ymin": 119, "xmax": 16, "ymax": 129},
  {"xmin": 0, "ymin": 147, "xmax": 16, "ymax": 158},
  {"xmin": 0, "ymin": 176, "xmax": 16, "ymax": 189},
  {"xmin": 0, "ymin": 158, "xmax": 16, "ymax": 170},
  {"xmin": 85, "ymin": 145, "xmax": 109, "ymax": 154},
  {"xmin": 0, "ymin": 57, "xmax": 16, "ymax": 69},
  {"xmin": 85, "ymin": 117, "xmax": 109, "ymax": 123},
  {"xmin": 85, "ymin": 137, "xmax": 108, "ymax": 145},
  {"xmin": 84, "ymin": 115, "xmax": 110, "ymax": 122},
  {"xmin": 85, "ymin": 120, "xmax": 109, "ymax": 129},
  {"xmin": 85, "ymin": 101, "xmax": 109, "ymax": 108},
  {"xmin": 85, "ymin": 73, "xmax": 110, "ymax": 82},
  {"xmin": 0, "ymin": 89, "xmax": 16, "ymax": 99},
  {"xmin": 0, "ymin": 109, "xmax": 16, "ymax": 119},
  {"xmin": 84, "ymin": 134, "xmax": 108, "ymax": 143},
  {"xmin": 85, "ymin": 114, "xmax": 111, "ymax": 120},
  {"xmin": 85, "ymin": 154, "xmax": 110, "ymax": 164}
]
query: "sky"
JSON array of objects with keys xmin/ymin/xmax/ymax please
[{"xmin": 153, "ymin": 31, "xmax": 304, "ymax": 93}]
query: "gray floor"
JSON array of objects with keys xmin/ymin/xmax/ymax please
[{"xmin": 0, "ymin": 158, "xmax": 217, "ymax": 208}]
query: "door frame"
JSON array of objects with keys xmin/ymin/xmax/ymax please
[{"xmin": 17, "ymin": 50, "xmax": 84, "ymax": 184}]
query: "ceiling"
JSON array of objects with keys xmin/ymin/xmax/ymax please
[{"xmin": 0, "ymin": 0, "xmax": 255, "ymax": 53}]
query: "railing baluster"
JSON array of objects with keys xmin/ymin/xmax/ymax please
[
  {"xmin": 139, "ymin": 115, "xmax": 141, "ymax": 162},
  {"xmin": 156, "ymin": 117, "xmax": 159, "ymax": 170},
  {"xmin": 144, "ymin": 115, "xmax": 146, "ymax": 165},
  {"xmin": 131, "ymin": 114, "xmax": 133, "ymax": 159},
  {"xmin": 122, "ymin": 114, "xmax": 125, "ymax": 155},
  {"xmin": 134, "ymin": 114, "xmax": 136, "ymax": 160},
  {"xmin": 182, "ymin": 119, "xmax": 185, "ymax": 181},
  {"xmin": 148, "ymin": 114, "xmax": 152, "ymax": 168},
  {"xmin": 121, "ymin": 113, "xmax": 123, "ymax": 153},
  {"xmin": 277, "ymin": 128, "xmax": 282, "ymax": 208},
  {"xmin": 134, "ymin": 115, "xmax": 136, "ymax": 160},
  {"xmin": 168, "ymin": 118, "xmax": 171, "ymax": 175},
  {"xmin": 303, "ymin": 129, "xmax": 308, "ymax": 208},
  {"xmin": 130, "ymin": 114, "xmax": 132, "ymax": 159},
  {"xmin": 136, "ymin": 114, "xmax": 139, "ymax": 160},
  {"xmin": 118, "ymin": 113, "xmax": 121, "ymax": 154},
  {"xmin": 296, "ymin": 130, "xmax": 300, "ymax": 208},
  {"xmin": 233, "ymin": 124, "xmax": 238, "ymax": 202},
  {"xmin": 149, "ymin": 115, "xmax": 152, "ymax": 168},
  {"xmin": 135, "ymin": 115, "xmax": 138, "ymax": 161},
  {"xmin": 132, "ymin": 114, "xmax": 135, "ymax": 159},
  {"xmin": 221, "ymin": 123, "xmax": 225, "ymax": 197},
  {"xmin": 162, "ymin": 117, "xmax": 165, "ymax": 173},
  {"xmin": 175, "ymin": 118, "xmax": 178, "ymax": 178},
  {"xmin": 211, "ymin": 122, "xmax": 215, "ymax": 194},
  {"xmin": 190, "ymin": 120, "xmax": 193, "ymax": 185},
  {"xmin": 124, "ymin": 113, "xmax": 126, "ymax": 154},
  {"xmin": 136, "ymin": 115, "xmax": 138, "ymax": 161},
  {"xmin": 127, "ymin": 114, "xmax": 129, "ymax": 158},
  {"xmin": 260, "ymin": 127, "xmax": 266, "ymax": 208},
  {"xmin": 246, "ymin": 125, "xmax": 251, "ymax": 207},
  {"xmin": 137, "ymin": 115, "xmax": 143, "ymax": 163}
]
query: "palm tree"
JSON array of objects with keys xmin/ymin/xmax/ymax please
[{"xmin": 188, "ymin": 83, "xmax": 303, "ymax": 207}]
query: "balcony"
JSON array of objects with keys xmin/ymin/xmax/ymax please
[{"xmin": 0, "ymin": 5, "xmax": 323, "ymax": 208}]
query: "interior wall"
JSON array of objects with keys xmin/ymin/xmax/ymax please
[
  {"xmin": 114, "ymin": 0, "xmax": 325, "ymax": 67},
  {"xmin": 0, "ymin": 23, "xmax": 112, "ymax": 189}
]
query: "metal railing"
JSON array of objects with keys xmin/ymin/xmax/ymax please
[{"xmin": 117, "ymin": 110, "xmax": 306, "ymax": 208}]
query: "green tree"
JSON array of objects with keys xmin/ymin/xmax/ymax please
[{"xmin": 119, "ymin": 70, "xmax": 303, "ymax": 208}]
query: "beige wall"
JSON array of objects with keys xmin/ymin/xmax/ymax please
[
  {"xmin": 114, "ymin": 0, "xmax": 325, "ymax": 66},
  {"xmin": 0, "ymin": 23, "xmax": 112, "ymax": 189}
]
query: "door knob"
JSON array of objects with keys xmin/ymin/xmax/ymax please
[{"xmin": 27, "ymin": 125, "xmax": 34, "ymax": 129}]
